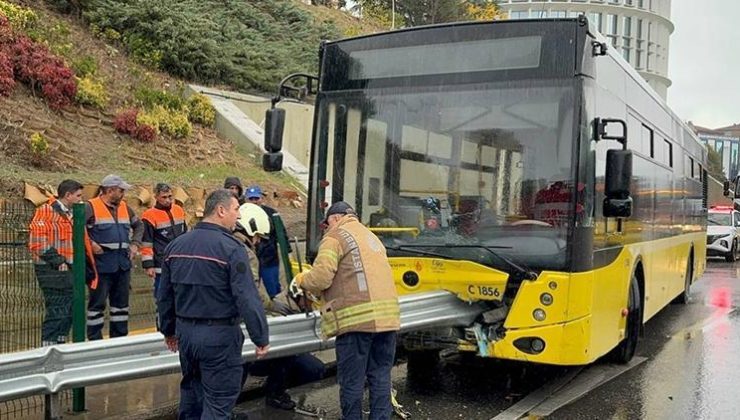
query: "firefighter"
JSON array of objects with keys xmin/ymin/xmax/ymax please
[
  {"xmin": 157, "ymin": 189, "xmax": 269, "ymax": 418},
  {"xmin": 29, "ymin": 179, "xmax": 98, "ymax": 346},
  {"xmin": 290, "ymin": 201, "xmax": 400, "ymax": 420},
  {"xmin": 140, "ymin": 183, "xmax": 188, "ymax": 297},
  {"xmin": 236, "ymin": 203, "xmax": 325, "ymax": 412},
  {"xmin": 85, "ymin": 174, "xmax": 144, "ymax": 340}
]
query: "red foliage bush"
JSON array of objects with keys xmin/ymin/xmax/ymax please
[
  {"xmin": 114, "ymin": 108, "xmax": 157, "ymax": 142},
  {"xmin": 0, "ymin": 52, "xmax": 14, "ymax": 96},
  {"xmin": 134, "ymin": 124, "xmax": 157, "ymax": 143},
  {"xmin": 10, "ymin": 36, "xmax": 76, "ymax": 109},
  {"xmin": 114, "ymin": 108, "xmax": 139, "ymax": 135}
]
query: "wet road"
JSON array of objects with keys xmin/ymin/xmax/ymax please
[{"xmin": 234, "ymin": 258, "xmax": 740, "ymax": 419}]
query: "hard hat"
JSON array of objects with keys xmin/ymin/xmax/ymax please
[{"xmin": 238, "ymin": 203, "xmax": 271, "ymax": 237}]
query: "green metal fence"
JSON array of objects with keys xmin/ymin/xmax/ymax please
[{"xmin": 0, "ymin": 200, "xmax": 158, "ymax": 418}]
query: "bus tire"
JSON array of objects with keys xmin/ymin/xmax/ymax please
[
  {"xmin": 725, "ymin": 240, "xmax": 737, "ymax": 262},
  {"xmin": 674, "ymin": 253, "xmax": 693, "ymax": 304},
  {"xmin": 608, "ymin": 273, "xmax": 641, "ymax": 364}
]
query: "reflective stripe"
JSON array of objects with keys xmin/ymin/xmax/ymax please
[
  {"xmin": 141, "ymin": 255, "xmax": 154, "ymax": 262},
  {"xmin": 98, "ymin": 242, "xmax": 130, "ymax": 249},
  {"xmin": 110, "ymin": 315, "xmax": 129, "ymax": 322},
  {"xmin": 87, "ymin": 311, "xmax": 100, "ymax": 317},
  {"xmin": 110, "ymin": 306, "xmax": 129, "ymax": 313},
  {"xmin": 154, "ymin": 267, "xmax": 162, "ymax": 274},
  {"xmin": 141, "ymin": 242, "xmax": 154, "ymax": 248},
  {"xmin": 316, "ymin": 249, "xmax": 339, "ymax": 264},
  {"xmin": 321, "ymin": 299, "xmax": 399, "ymax": 336},
  {"xmin": 87, "ymin": 318, "xmax": 104, "ymax": 326},
  {"xmin": 156, "ymin": 221, "xmax": 173, "ymax": 229}
]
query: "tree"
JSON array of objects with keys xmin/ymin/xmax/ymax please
[
  {"xmin": 707, "ymin": 147, "xmax": 727, "ymax": 182},
  {"xmin": 355, "ymin": 1, "xmax": 503, "ymax": 28}
]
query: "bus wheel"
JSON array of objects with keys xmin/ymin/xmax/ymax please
[
  {"xmin": 674, "ymin": 253, "xmax": 693, "ymax": 304},
  {"xmin": 725, "ymin": 240, "xmax": 738, "ymax": 262},
  {"xmin": 608, "ymin": 274, "xmax": 641, "ymax": 364}
]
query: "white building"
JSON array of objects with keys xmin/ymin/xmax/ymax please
[{"xmin": 497, "ymin": 0, "xmax": 673, "ymax": 99}]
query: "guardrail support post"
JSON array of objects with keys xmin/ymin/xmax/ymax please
[
  {"xmin": 44, "ymin": 393, "xmax": 62, "ymax": 420},
  {"xmin": 72, "ymin": 203, "xmax": 86, "ymax": 412}
]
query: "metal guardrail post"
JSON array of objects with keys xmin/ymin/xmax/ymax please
[{"xmin": 71, "ymin": 202, "xmax": 85, "ymax": 412}]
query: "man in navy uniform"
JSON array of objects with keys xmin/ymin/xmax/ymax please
[{"xmin": 158, "ymin": 189, "xmax": 270, "ymax": 419}]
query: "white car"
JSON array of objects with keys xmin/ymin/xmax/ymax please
[{"xmin": 707, "ymin": 206, "xmax": 740, "ymax": 262}]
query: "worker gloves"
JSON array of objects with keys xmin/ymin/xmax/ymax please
[{"xmin": 288, "ymin": 274, "xmax": 304, "ymax": 299}]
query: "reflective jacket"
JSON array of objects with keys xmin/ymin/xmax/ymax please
[
  {"xmin": 86, "ymin": 197, "xmax": 142, "ymax": 274},
  {"xmin": 29, "ymin": 197, "xmax": 99, "ymax": 289},
  {"xmin": 141, "ymin": 204, "xmax": 187, "ymax": 273},
  {"xmin": 299, "ymin": 215, "xmax": 400, "ymax": 338}
]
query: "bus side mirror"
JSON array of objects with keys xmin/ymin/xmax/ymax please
[
  {"xmin": 734, "ymin": 176, "xmax": 740, "ymax": 199},
  {"xmin": 603, "ymin": 149, "xmax": 633, "ymax": 218},
  {"xmin": 263, "ymin": 108, "xmax": 285, "ymax": 172},
  {"xmin": 262, "ymin": 152, "xmax": 283, "ymax": 172},
  {"xmin": 723, "ymin": 180, "xmax": 731, "ymax": 196}
]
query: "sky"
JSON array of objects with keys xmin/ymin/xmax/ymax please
[{"xmin": 667, "ymin": 1, "xmax": 740, "ymax": 129}]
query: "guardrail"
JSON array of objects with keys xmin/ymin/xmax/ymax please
[{"xmin": 0, "ymin": 291, "xmax": 486, "ymax": 403}]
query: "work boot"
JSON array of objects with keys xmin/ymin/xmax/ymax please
[{"xmin": 266, "ymin": 392, "xmax": 296, "ymax": 410}]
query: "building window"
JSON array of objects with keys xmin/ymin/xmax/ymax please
[
  {"xmin": 510, "ymin": 11, "xmax": 530, "ymax": 19},
  {"xmin": 591, "ymin": 12, "xmax": 603, "ymax": 32},
  {"xmin": 625, "ymin": 0, "xmax": 633, "ymax": 5},
  {"xmin": 551, "ymin": 10, "xmax": 567, "ymax": 18},
  {"xmin": 731, "ymin": 142, "xmax": 739, "ymax": 179},
  {"xmin": 622, "ymin": 16, "xmax": 632, "ymax": 63},
  {"xmin": 642, "ymin": 124, "xmax": 654, "ymax": 157},
  {"xmin": 638, "ymin": 0, "xmax": 645, "ymax": 8},
  {"xmin": 664, "ymin": 140, "xmax": 673, "ymax": 168},
  {"xmin": 635, "ymin": 18, "xmax": 644, "ymax": 69},
  {"xmin": 606, "ymin": 14, "xmax": 618, "ymax": 47}
]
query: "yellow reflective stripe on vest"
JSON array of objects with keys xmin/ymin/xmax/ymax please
[
  {"xmin": 321, "ymin": 299, "xmax": 399, "ymax": 336},
  {"xmin": 316, "ymin": 249, "xmax": 339, "ymax": 264}
]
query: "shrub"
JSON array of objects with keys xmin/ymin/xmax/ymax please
[
  {"xmin": 75, "ymin": 75, "xmax": 108, "ymax": 108},
  {"xmin": 0, "ymin": 1, "xmax": 38, "ymax": 31},
  {"xmin": 11, "ymin": 36, "xmax": 77, "ymax": 109},
  {"xmin": 72, "ymin": 55, "xmax": 98, "ymax": 77},
  {"xmin": 135, "ymin": 87, "xmax": 184, "ymax": 111},
  {"xmin": 29, "ymin": 132, "xmax": 49, "ymax": 155},
  {"xmin": 186, "ymin": 94, "xmax": 215, "ymax": 126},
  {"xmin": 138, "ymin": 105, "xmax": 192, "ymax": 139},
  {"xmin": 114, "ymin": 108, "xmax": 139, "ymax": 135},
  {"xmin": 0, "ymin": 52, "xmax": 14, "ymax": 96},
  {"xmin": 114, "ymin": 108, "xmax": 158, "ymax": 142},
  {"xmin": 134, "ymin": 124, "xmax": 157, "ymax": 143}
]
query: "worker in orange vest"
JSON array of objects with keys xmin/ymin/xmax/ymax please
[
  {"xmin": 29, "ymin": 179, "xmax": 98, "ymax": 346},
  {"xmin": 85, "ymin": 175, "xmax": 144, "ymax": 340}
]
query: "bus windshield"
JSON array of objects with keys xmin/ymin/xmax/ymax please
[{"xmin": 313, "ymin": 79, "xmax": 577, "ymax": 271}]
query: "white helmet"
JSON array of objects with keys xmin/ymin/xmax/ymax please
[{"xmin": 238, "ymin": 203, "xmax": 271, "ymax": 237}]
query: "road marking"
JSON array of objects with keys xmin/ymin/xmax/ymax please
[
  {"xmin": 491, "ymin": 357, "xmax": 646, "ymax": 420},
  {"xmin": 490, "ymin": 367, "xmax": 583, "ymax": 420}
]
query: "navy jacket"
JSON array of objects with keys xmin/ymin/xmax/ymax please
[{"xmin": 157, "ymin": 222, "xmax": 269, "ymax": 347}]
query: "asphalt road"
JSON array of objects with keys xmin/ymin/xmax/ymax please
[{"xmin": 234, "ymin": 257, "xmax": 740, "ymax": 420}]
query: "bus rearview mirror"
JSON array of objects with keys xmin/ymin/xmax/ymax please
[
  {"xmin": 604, "ymin": 149, "xmax": 633, "ymax": 218},
  {"xmin": 723, "ymin": 180, "xmax": 731, "ymax": 196},
  {"xmin": 262, "ymin": 152, "xmax": 283, "ymax": 172},
  {"xmin": 264, "ymin": 108, "xmax": 285, "ymax": 153}
]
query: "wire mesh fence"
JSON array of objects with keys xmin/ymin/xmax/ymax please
[{"xmin": 0, "ymin": 199, "xmax": 158, "ymax": 418}]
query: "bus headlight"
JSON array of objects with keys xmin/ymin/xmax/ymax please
[
  {"xmin": 540, "ymin": 293, "xmax": 553, "ymax": 306},
  {"xmin": 533, "ymin": 308, "xmax": 546, "ymax": 321}
]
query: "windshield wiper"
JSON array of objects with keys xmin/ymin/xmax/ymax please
[
  {"xmin": 389, "ymin": 244, "xmax": 536, "ymax": 281},
  {"xmin": 385, "ymin": 245, "xmax": 456, "ymax": 260},
  {"xmin": 707, "ymin": 220, "xmax": 722, "ymax": 225}
]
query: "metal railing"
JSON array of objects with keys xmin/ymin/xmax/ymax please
[{"xmin": 0, "ymin": 291, "xmax": 486, "ymax": 402}]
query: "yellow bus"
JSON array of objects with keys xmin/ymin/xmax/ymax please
[{"xmin": 264, "ymin": 17, "xmax": 708, "ymax": 365}]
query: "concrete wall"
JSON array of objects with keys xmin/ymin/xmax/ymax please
[{"xmin": 186, "ymin": 85, "xmax": 312, "ymax": 188}]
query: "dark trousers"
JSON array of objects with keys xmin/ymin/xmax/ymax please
[
  {"xmin": 259, "ymin": 264, "xmax": 281, "ymax": 298},
  {"xmin": 336, "ymin": 331, "xmax": 397, "ymax": 420},
  {"xmin": 242, "ymin": 353, "xmax": 325, "ymax": 397},
  {"xmin": 35, "ymin": 265, "xmax": 73, "ymax": 345},
  {"xmin": 87, "ymin": 270, "xmax": 130, "ymax": 340},
  {"xmin": 177, "ymin": 320, "xmax": 245, "ymax": 420}
]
